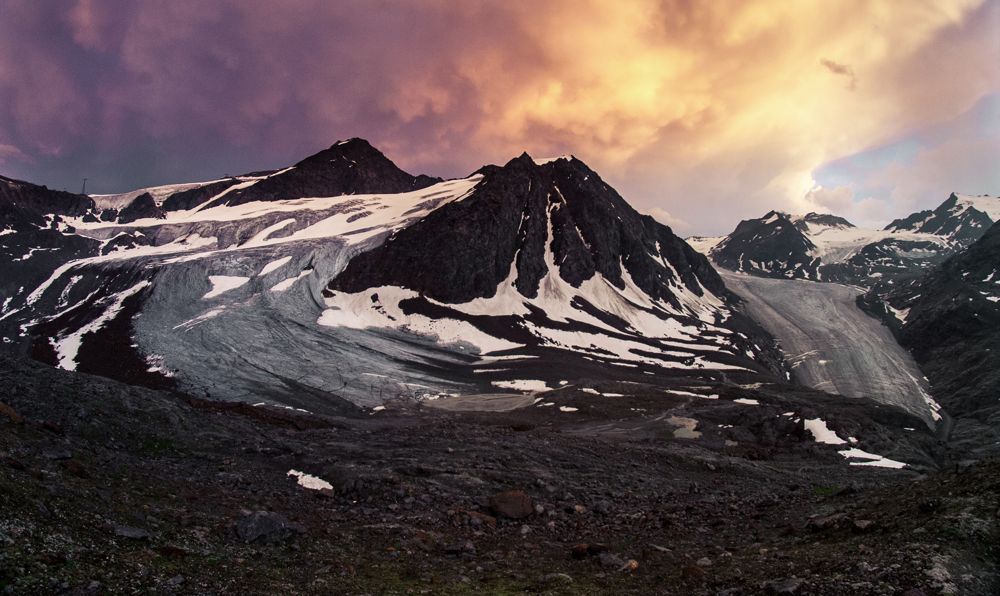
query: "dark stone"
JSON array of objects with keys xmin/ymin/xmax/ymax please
[
  {"xmin": 488, "ymin": 490, "xmax": 534, "ymax": 520},
  {"xmin": 116, "ymin": 193, "xmax": 164, "ymax": 223},
  {"xmin": 0, "ymin": 402, "xmax": 24, "ymax": 425},
  {"xmin": 763, "ymin": 577, "xmax": 803, "ymax": 594},
  {"xmin": 852, "ymin": 519, "xmax": 874, "ymax": 532},
  {"xmin": 113, "ymin": 525, "xmax": 151, "ymax": 540},
  {"xmin": 806, "ymin": 512, "xmax": 848, "ymax": 531},
  {"xmin": 539, "ymin": 573, "xmax": 573, "ymax": 586},
  {"xmin": 234, "ymin": 511, "xmax": 304, "ymax": 544},
  {"xmin": 591, "ymin": 499, "xmax": 612, "ymax": 515},
  {"xmin": 63, "ymin": 459, "xmax": 90, "ymax": 479},
  {"xmin": 3, "ymin": 456, "xmax": 26, "ymax": 471},
  {"xmin": 597, "ymin": 552, "xmax": 624, "ymax": 568}
]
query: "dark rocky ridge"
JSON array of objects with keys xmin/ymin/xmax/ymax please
[
  {"xmin": 710, "ymin": 211, "xmax": 819, "ymax": 279},
  {"xmin": 0, "ymin": 174, "xmax": 94, "ymax": 220},
  {"xmin": 205, "ymin": 138, "xmax": 441, "ymax": 208},
  {"xmin": 0, "ymin": 175, "xmax": 99, "ymax": 303},
  {"xmin": 794, "ymin": 212, "xmax": 854, "ymax": 231},
  {"xmin": 865, "ymin": 223, "xmax": 1000, "ymax": 427},
  {"xmin": 328, "ymin": 154, "xmax": 724, "ymax": 311},
  {"xmin": 885, "ymin": 192, "xmax": 995, "ymax": 242},
  {"xmin": 707, "ymin": 200, "xmax": 966, "ymax": 287},
  {"xmin": 116, "ymin": 192, "xmax": 165, "ymax": 223}
]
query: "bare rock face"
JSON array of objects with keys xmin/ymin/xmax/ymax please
[
  {"xmin": 711, "ymin": 211, "xmax": 819, "ymax": 280},
  {"xmin": 328, "ymin": 153, "xmax": 727, "ymax": 310},
  {"xmin": 489, "ymin": 489, "xmax": 534, "ymax": 519},
  {"xmin": 116, "ymin": 192, "xmax": 164, "ymax": 223},
  {"xmin": 872, "ymin": 223, "xmax": 1000, "ymax": 423}
]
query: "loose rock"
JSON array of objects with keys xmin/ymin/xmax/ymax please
[
  {"xmin": 234, "ymin": 511, "xmax": 304, "ymax": 544},
  {"xmin": 488, "ymin": 490, "xmax": 534, "ymax": 520}
]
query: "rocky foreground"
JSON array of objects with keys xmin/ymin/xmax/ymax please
[{"xmin": 1, "ymin": 357, "xmax": 997, "ymax": 595}]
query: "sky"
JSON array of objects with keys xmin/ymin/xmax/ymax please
[{"xmin": 0, "ymin": 0, "xmax": 997, "ymax": 236}]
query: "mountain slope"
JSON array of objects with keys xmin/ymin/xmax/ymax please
[
  {"xmin": 323, "ymin": 154, "xmax": 779, "ymax": 381},
  {"xmin": 866, "ymin": 223, "xmax": 1000, "ymax": 418},
  {"xmin": 83, "ymin": 138, "xmax": 441, "ymax": 223},
  {"xmin": 1, "ymin": 144, "xmax": 783, "ymax": 411},
  {"xmin": 0, "ymin": 175, "xmax": 100, "ymax": 308}
]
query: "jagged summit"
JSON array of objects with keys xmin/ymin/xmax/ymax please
[
  {"xmin": 330, "ymin": 149, "xmax": 722, "ymax": 309},
  {"xmin": 885, "ymin": 192, "xmax": 999, "ymax": 242},
  {"xmin": 795, "ymin": 212, "xmax": 855, "ymax": 230},
  {"xmin": 202, "ymin": 138, "xmax": 441, "ymax": 208}
]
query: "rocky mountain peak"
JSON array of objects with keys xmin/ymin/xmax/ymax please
[
  {"xmin": 329, "ymin": 150, "xmax": 724, "ymax": 310},
  {"xmin": 203, "ymin": 138, "xmax": 442, "ymax": 208},
  {"xmin": 883, "ymin": 191, "xmax": 995, "ymax": 243},
  {"xmin": 796, "ymin": 212, "xmax": 854, "ymax": 230}
]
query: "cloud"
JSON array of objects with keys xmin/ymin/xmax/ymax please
[
  {"xmin": 0, "ymin": 143, "xmax": 27, "ymax": 166},
  {"xmin": 814, "ymin": 93, "xmax": 1000, "ymax": 221},
  {"xmin": 804, "ymin": 185, "xmax": 855, "ymax": 214},
  {"xmin": 0, "ymin": 0, "xmax": 995, "ymax": 235},
  {"xmin": 820, "ymin": 59, "xmax": 857, "ymax": 90},
  {"xmin": 644, "ymin": 207, "xmax": 690, "ymax": 234}
]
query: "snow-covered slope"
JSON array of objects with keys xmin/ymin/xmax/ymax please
[
  {"xmin": 1, "ymin": 142, "xmax": 783, "ymax": 412},
  {"xmin": 91, "ymin": 179, "xmax": 233, "ymax": 211}
]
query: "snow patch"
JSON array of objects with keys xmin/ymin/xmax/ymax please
[
  {"xmin": 838, "ymin": 448, "xmax": 907, "ymax": 469},
  {"xmin": 268, "ymin": 270, "xmax": 311, "ymax": 292},
  {"xmin": 804, "ymin": 418, "xmax": 847, "ymax": 445},
  {"xmin": 258, "ymin": 256, "xmax": 293, "ymax": 276},
  {"xmin": 320, "ymin": 286, "xmax": 521, "ymax": 355},
  {"xmin": 491, "ymin": 379, "xmax": 549, "ymax": 392},
  {"xmin": 203, "ymin": 276, "xmax": 250, "ymax": 299},
  {"xmin": 287, "ymin": 469, "xmax": 333, "ymax": 491}
]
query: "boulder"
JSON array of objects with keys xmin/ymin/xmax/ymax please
[
  {"xmin": 234, "ymin": 511, "xmax": 304, "ymax": 544},
  {"xmin": 489, "ymin": 490, "xmax": 534, "ymax": 519},
  {"xmin": 0, "ymin": 401, "xmax": 24, "ymax": 425}
]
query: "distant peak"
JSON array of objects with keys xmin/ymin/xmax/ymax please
[
  {"xmin": 297, "ymin": 138, "xmax": 389, "ymax": 167},
  {"xmin": 797, "ymin": 212, "xmax": 855, "ymax": 228},
  {"xmin": 760, "ymin": 210, "xmax": 790, "ymax": 223},
  {"xmin": 532, "ymin": 155, "xmax": 574, "ymax": 166},
  {"xmin": 331, "ymin": 137, "xmax": 372, "ymax": 149}
]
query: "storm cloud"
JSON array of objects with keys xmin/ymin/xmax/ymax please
[{"xmin": 0, "ymin": 0, "xmax": 996, "ymax": 234}]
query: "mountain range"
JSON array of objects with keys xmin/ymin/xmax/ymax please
[
  {"xmin": 693, "ymin": 192, "xmax": 1000, "ymax": 454},
  {"xmin": 1, "ymin": 140, "xmax": 783, "ymax": 411},
  {"xmin": 3, "ymin": 139, "xmax": 999, "ymax": 593}
]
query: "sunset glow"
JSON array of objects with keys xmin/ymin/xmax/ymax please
[{"xmin": 1, "ymin": 0, "xmax": 997, "ymax": 233}]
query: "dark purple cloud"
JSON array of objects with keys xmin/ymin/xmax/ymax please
[{"xmin": 0, "ymin": 0, "xmax": 542, "ymax": 193}]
